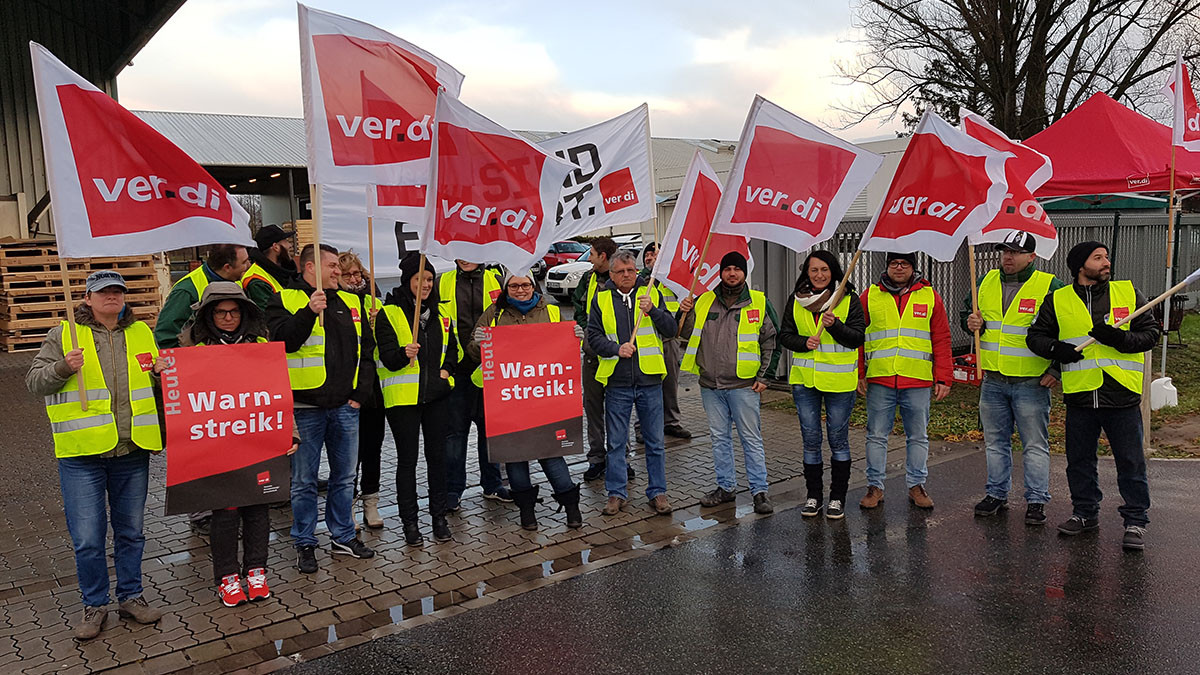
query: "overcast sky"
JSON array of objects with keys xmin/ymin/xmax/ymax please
[{"xmin": 116, "ymin": 0, "xmax": 904, "ymax": 142}]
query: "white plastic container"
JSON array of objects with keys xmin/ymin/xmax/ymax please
[{"xmin": 1150, "ymin": 377, "xmax": 1178, "ymax": 411}]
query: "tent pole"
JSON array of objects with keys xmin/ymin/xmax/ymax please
[{"xmin": 1161, "ymin": 145, "xmax": 1178, "ymax": 378}]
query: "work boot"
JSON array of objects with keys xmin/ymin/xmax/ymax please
[
  {"xmin": 602, "ymin": 496, "xmax": 626, "ymax": 516},
  {"xmin": 974, "ymin": 495, "xmax": 1007, "ymax": 517},
  {"xmin": 829, "ymin": 459, "xmax": 852, "ymax": 505},
  {"xmin": 552, "ymin": 484, "xmax": 583, "ymax": 529},
  {"xmin": 73, "ymin": 606, "xmax": 106, "ymax": 641},
  {"xmin": 650, "ymin": 494, "xmax": 673, "ymax": 515},
  {"xmin": 908, "ymin": 485, "xmax": 934, "ymax": 509},
  {"xmin": 802, "ymin": 462, "xmax": 823, "ymax": 516},
  {"xmin": 753, "ymin": 492, "xmax": 774, "ymax": 514},
  {"xmin": 117, "ymin": 596, "xmax": 163, "ymax": 624},
  {"xmin": 401, "ymin": 518, "xmax": 424, "ymax": 547},
  {"xmin": 431, "ymin": 515, "xmax": 452, "ymax": 542},
  {"xmin": 859, "ymin": 486, "xmax": 884, "ymax": 509},
  {"xmin": 699, "ymin": 487, "xmax": 737, "ymax": 508},
  {"xmin": 583, "ymin": 461, "xmax": 606, "ymax": 481},
  {"xmin": 361, "ymin": 493, "xmax": 384, "ymax": 529},
  {"xmin": 511, "ymin": 486, "xmax": 540, "ymax": 531}
]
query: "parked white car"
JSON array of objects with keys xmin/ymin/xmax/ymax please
[{"xmin": 544, "ymin": 244, "xmax": 643, "ymax": 304}]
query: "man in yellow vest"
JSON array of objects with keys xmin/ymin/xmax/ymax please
[
  {"xmin": 242, "ymin": 224, "xmax": 299, "ymax": 311},
  {"xmin": 679, "ymin": 251, "xmax": 781, "ymax": 516},
  {"xmin": 266, "ymin": 244, "xmax": 377, "ymax": 572},
  {"xmin": 639, "ymin": 242, "xmax": 690, "ymax": 439},
  {"xmin": 1026, "ymin": 241, "xmax": 1160, "ymax": 550},
  {"xmin": 962, "ymin": 231, "xmax": 1066, "ymax": 525},
  {"xmin": 26, "ymin": 271, "xmax": 165, "ymax": 640},
  {"xmin": 586, "ymin": 251, "xmax": 677, "ymax": 516},
  {"xmin": 155, "ymin": 244, "xmax": 250, "ymax": 349}
]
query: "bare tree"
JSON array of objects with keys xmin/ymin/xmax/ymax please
[
  {"xmin": 838, "ymin": 0, "xmax": 1200, "ymax": 138},
  {"xmin": 234, "ymin": 194, "xmax": 263, "ymax": 232}
]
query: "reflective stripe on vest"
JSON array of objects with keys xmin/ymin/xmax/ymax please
[
  {"xmin": 377, "ymin": 304, "xmax": 456, "ymax": 407},
  {"xmin": 1054, "ymin": 281, "xmax": 1144, "ymax": 395},
  {"xmin": 864, "ymin": 285, "xmax": 935, "ymax": 381},
  {"xmin": 438, "ymin": 268, "xmax": 502, "ymax": 362},
  {"xmin": 657, "ymin": 283, "xmax": 681, "ymax": 313},
  {"xmin": 240, "ymin": 262, "xmax": 283, "ymax": 293},
  {"xmin": 978, "ymin": 269, "xmax": 1053, "ymax": 376},
  {"xmin": 279, "ymin": 289, "xmax": 362, "ymax": 391},
  {"xmin": 470, "ymin": 304, "xmax": 562, "ymax": 388},
  {"xmin": 45, "ymin": 321, "xmax": 163, "ymax": 458},
  {"xmin": 594, "ymin": 287, "xmax": 667, "ymax": 386},
  {"xmin": 680, "ymin": 290, "xmax": 767, "ymax": 379},
  {"xmin": 788, "ymin": 294, "xmax": 858, "ymax": 392}
]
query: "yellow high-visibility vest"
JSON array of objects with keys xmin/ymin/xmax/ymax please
[
  {"xmin": 376, "ymin": 303, "xmax": 456, "ymax": 407},
  {"xmin": 594, "ymin": 287, "xmax": 667, "ymax": 385},
  {"xmin": 240, "ymin": 262, "xmax": 283, "ymax": 293},
  {"xmin": 864, "ymin": 285, "xmax": 935, "ymax": 380},
  {"xmin": 681, "ymin": 290, "xmax": 768, "ymax": 379},
  {"xmin": 977, "ymin": 269, "xmax": 1053, "ymax": 376},
  {"xmin": 278, "ymin": 289, "xmax": 363, "ymax": 390},
  {"xmin": 788, "ymin": 294, "xmax": 858, "ymax": 392},
  {"xmin": 1055, "ymin": 281, "xmax": 1144, "ymax": 395}
]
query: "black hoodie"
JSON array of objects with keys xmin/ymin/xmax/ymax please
[{"xmin": 376, "ymin": 283, "xmax": 458, "ymax": 405}]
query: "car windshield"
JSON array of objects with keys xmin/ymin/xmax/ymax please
[
  {"xmin": 559, "ymin": 241, "xmax": 589, "ymax": 253},
  {"xmin": 576, "ymin": 249, "xmax": 591, "ymax": 262}
]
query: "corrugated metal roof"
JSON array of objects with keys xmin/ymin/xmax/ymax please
[{"xmin": 133, "ymin": 110, "xmax": 308, "ymax": 168}]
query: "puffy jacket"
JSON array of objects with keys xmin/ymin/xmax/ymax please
[
  {"xmin": 859, "ymin": 277, "xmax": 953, "ymax": 389},
  {"xmin": 156, "ymin": 263, "xmax": 226, "ymax": 348}
]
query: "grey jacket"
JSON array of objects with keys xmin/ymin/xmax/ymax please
[{"xmin": 680, "ymin": 284, "xmax": 780, "ymax": 390}]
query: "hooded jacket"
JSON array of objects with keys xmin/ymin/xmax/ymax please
[
  {"xmin": 179, "ymin": 282, "xmax": 269, "ymax": 347},
  {"xmin": 376, "ymin": 283, "xmax": 458, "ymax": 406},
  {"xmin": 678, "ymin": 282, "xmax": 780, "ymax": 390}
]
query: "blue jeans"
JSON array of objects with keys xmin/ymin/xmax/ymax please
[
  {"xmin": 865, "ymin": 383, "xmax": 930, "ymax": 489},
  {"xmin": 292, "ymin": 405, "xmax": 359, "ymax": 547},
  {"xmin": 445, "ymin": 383, "xmax": 503, "ymax": 498},
  {"xmin": 605, "ymin": 384, "xmax": 667, "ymax": 500},
  {"xmin": 59, "ymin": 450, "xmax": 150, "ymax": 607},
  {"xmin": 701, "ymin": 387, "xmax": 768, "ymax": 494},
  {"xmin": 792, "ymin": 386, "xmax": 856, "ymax": 463},
  {"xmin": 980, "ymin": 375, "xmax": 1052, "ymax": 503},
  {"xmin": 506, "ymin": 457, "xmax": 576, "ymax": 495}
]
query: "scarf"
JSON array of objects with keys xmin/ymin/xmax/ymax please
[
  {"xmin": 795, "ymin": 287, "xmax": 831, "ymax": 312},
  {"xmin": 879, "ymin": 270, "xmax": 925, "ymax": 295},
  {"xmin": 508, "ymin": 292, "xmax": 540, "ymax": 314}
]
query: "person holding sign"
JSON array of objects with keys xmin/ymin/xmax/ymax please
[
  {"xmin": 180, "ymin": 282, "xmax": 298, "ymax": 607},
  {"xmin": 467, "ymin": 271, "xmax": 585, "ymax": 531},
  {"xmin": 375, "ymin": 254, "xmax": 458, "ymax": 546},
  {"xmin": 26, "ymin": 271, "xmax": 166, "ymax": 640},
  {"xmin": 1026, "ymin": 242, "xmax": 1160, "ymax": 550},
  {"xmin": 777, "ymin": 251, "xmax": 865, "ymax": 520},
  {"xmin": 587, "ymin": 251, "xmax": 678, "ymax": 517}
]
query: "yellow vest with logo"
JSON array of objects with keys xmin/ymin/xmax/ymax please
[
  {"xmin": 864, "ymin": 285, "xmax": 935, "ymax": 380},
  {"xmin": 681, "ymin": 290, "xmax": 768, "ymax": 379},
  {"xmin": 1054, "ymin": 281, "xmax": 1144, "ymax": 395},
  {"xmin": 439, "ymin": 268, "xmax": 502, "ymax": 332},
  {"xmin": 978, "ymin": 269, "xmax": 1053, "ymax": 377},
  {"xmin": 45, "ymin": 321, "xmax": 162, "ymax": 458},
  {"xmin": 594, "ymin": 287, "xmax": 667, "ymax": 385},
  {"xmin": 789, "ymin": 294, "xmax": 858, "ymax": 392},
  {"xmin": 279, "ymin": 289, "xmax": 363, "ymax": 391},
  {"xmin": 376, "ymin": 303, "xmax": 456, "ymax": 407},
  {"xmin": 470, "ymin": 304, "xmax": 561, "ymax": 388},
  {"xmin": 240, "ymin": 262, "xmax": 283, "ymax": 293}
]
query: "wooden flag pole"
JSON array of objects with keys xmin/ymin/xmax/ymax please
[
  {"xmin": 1160, "ymin": 145, "xmax": 1179, "ymax": 378},
  {"xmin": 968, "ymin": 244, "xmax": 983, "ymax": 379},
  {"xmin": 412, "ymin": 254, "xmax": 427, "ymax": 336},
  {"xmin": 677, "ymin": 227, "xmax": 717, "ymax": 333},
  {"xmin": 811, "ymin": 248, "xmax": 863, "ymax": 341},
  {"xmin": 367, "ymin": 214, "xmax": 378, "ymax": 324},
  {"xmin": 626, "ymin": 216, "xmax": 663, "ymax": 349},
  {"xmin": 57, "ymin": 254, "xmax": 88, "ymax": 411},
  {"xmin": 1074, "ymin": 276, "xmax": 1194, "ymax": 351},
  {"xmin": 310, "ymin": 183, "xmax": 324, "ymax": 326}
]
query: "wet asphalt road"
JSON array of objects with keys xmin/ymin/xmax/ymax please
[{"xmin": 282, "ymin": 450, "xmax": 1200, "ymax": 675}]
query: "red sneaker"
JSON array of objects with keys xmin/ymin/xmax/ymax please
[
  {"xmin": 218, "ymin": 574, "xmax": 247, "ymax": 607},
  {"xmin": 245, "ymin": 567, "xmax": 271, "ymax": 602}
]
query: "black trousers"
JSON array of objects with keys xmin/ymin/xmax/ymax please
[
  {"xmin": 583, "ymin": 354, "xmax": 607, "ymax": 463},
  {"xmin": 1064, "ymin": 404, "xmax": 1151, "ymax": 526},
  {"xmin": 357, "ymin": 403, "xmax": 386, "ymax": 495},
  {"xmin": 386, "ymin": 398, "xmax": 450, "ymax": 520},
  {"xmin": 210, "ymin": 504, "xmax": 270, "ymax": 584}
]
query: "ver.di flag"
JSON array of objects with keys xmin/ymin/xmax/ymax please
[
  {"xmin": 711, "ymin": 96, "xmax": 882, "ymax": 253},
  {"xmin": 299, "ymin": 3, "xmax": 465, "ymax": 186},
  {"xmin": 319, "ymin": 184, "xmax": 438, "ymax": 284},
  {"xmin": 653, "ymin": 151, "xmax": 751, "ymax": 297},
  {"xmin": 859, "ymin": 111, "xmax": 1011, "ymax": 262},
  {"xmin": 539, "ymin": 104, "xmax": 655, "ymax": 239},
  {"xmin": 960, "ymin": 110, "xmax": 1058, "ymax": 258},
  {"xmin": 1161, "ymin": 53, "xmax": 1200, "ymax": 152},
  {"xmin": 422, "ymin": 93, "xmax": 574, "ymax": 272},
  {"xmin": 29, "ymin": 42, "xmax": 252, "ymax": 258}
]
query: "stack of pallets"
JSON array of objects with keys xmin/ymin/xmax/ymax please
[{"xmin": 0, "ymin": 239, "xmax": 162, "ymax": 352}]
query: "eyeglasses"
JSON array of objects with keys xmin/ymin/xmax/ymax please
[
  {"xmin": 888, "ymin": 260, "xmax": 912, "ymax": 269},
  {"xmin": 345, "ymin": 270, "xmax": 363, "ymax": 279},
  {"xmin": 506, "ymin": 283, "xmax": 534, "ymax": 291},
  {"xmin": 212, "ymin": 308, "xmax": 241, "ymax": 319}
]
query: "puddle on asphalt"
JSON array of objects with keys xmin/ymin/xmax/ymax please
[
  {"xmin": 274, "ymin": 639, "xmax": 283, "ymax": 655},
  {"xmin": 541, "ymin": 560, "xmax": 554, "ymax": 577},
  {"xmin": 580, "ymin": 549, "xmax": 591, "ymax": 564},
  {"xmin": 630, "ymin": 535, "xmax": 643, "ymax": 549},
  {"xmin": 388, "ymin": 605, "xmax": 403, "ymax": 624},
  {"xmin": 735, "ymin": 505, "xmax": 755, "ymax": 518},
  {"xmin": 682, "ymin": 516, "xmax": 718, "ymax": 532},
  {"xmin": 421, "ymin": 596, "xmax": 434, "ymax": 615},
  {"xmin": 326, "ymin": 625, "xmax": 337, "ymax": 644}
]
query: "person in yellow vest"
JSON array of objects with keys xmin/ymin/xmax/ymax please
[
  {"xmin": 242, "ymin": 224, "xmax": 299, "ymax": 311},
  {"xmin": 679, "ymin": 251, "xmax": 780, "ymax": 516},
  {"xmin": 375, "ymin": 253, "xmax": 458, "ymax": 546},
  {"xmin": 266, "ymin": 244, "xmax": 377, "ymax": 573},
  {"xmin": 466, "ymin": 270, "xmax": 584, "ymax": 531},
  {"xmin": 961, "ymin": 231, "xmax": 1066, "ymax": 526},
  {"xmin": 638, "ymin": 242, "xmax": 691, "ymax": 439},
  {"xmin": 155, "ymin": 244, "xmax": 250, "ymax": 349},
  {"xmin": 858, "ymin": 252, "xmax": 953, "ymax": 510},
  {"xmin": 587, "ymin": 250, "xmax": 678, "ymax": 516},
  {"xmin": 1027, "ymin": 241, "xmax": 1160, "ymax": 551},
  {"xmin": 26, "ymin": 271, "xmax": 165, "ymax": 640},
  {"xmin": 777, "ymin": 250, "xmax": 865, "ymax": 520}
]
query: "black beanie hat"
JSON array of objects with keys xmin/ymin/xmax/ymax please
[
  {"xmin": 886, "ymin": 251, "xmax": 917, "ymax": 267},
  {"xmin": 399, "ymin": 252, "xmax": 427, "ymax": 287},
  {"xmin": 1067, "ymin": 241, "xmax": 1106, "ymax": 278},
  {"xmin": 719, "ymin": 251, "xmax": 748, "ymax": 275}
]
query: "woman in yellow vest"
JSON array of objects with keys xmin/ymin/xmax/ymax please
[
  {"xmin": 777, "ymin": 251, "xmax": 865, "ymax": 520},
  {"xmin": 465, "ymin": 271, "xmax": 583, "ymax": 531},
  {"xmin": 374, "ymin": 254, "xmax": 458, "ymax": 546}
]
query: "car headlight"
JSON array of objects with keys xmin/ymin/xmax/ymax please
[{"xmin": 566, "ymin": 270, "xmax": 583, "ymax": 283}]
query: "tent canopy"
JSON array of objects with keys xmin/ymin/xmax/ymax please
[{"xmin": 1027, "ymin": 92, "xmax": 1200, "ymax": 198}]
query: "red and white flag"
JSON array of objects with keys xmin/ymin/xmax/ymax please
[
  {"xmin": 299, "ymin": 4, "xmax": 464, "ymax": 186},
  {"xmin": 540, "ymin": 104, "xmax": 655, "ymax": 239},
  {"xmin": 960, "ymin": 110, "xmax": 1058, "ymax": 258},
  {"xmin": 859, "ymin": 112, "xmax": 1011, "ymax": 262},
  {"xmin": 30, "ymin": 42, "xmax": 252, "ymax": 258},
  {"xmin": 711, "ymin": 96, "xmax": 882, "ymax": 253},
  {"xmin": 422, "ymin": 93, "xmax": 574, "ymax": 272},
  {"xmin": 652, "ymin": 152, "xmax": 751, "ymax": 297},
  {"xmin": 1161, "ymin": 53, "xmax": 1200, "ymax": 152}
]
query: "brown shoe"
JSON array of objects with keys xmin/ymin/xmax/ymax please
[
  {"xmin": 117, "ymin": 596, "xmax": 163, "ymax": 624},
  {"xmin": 650, "ymin": 494, "xmax": 673, "ymax": 515},
  {"xmin": 859, "ymin": 486, "xmax": 884, "ymax": 509},
  {"xmin": 602, "ymin": 496, "xmax": 626, "ymax": 516},
  {"xmin": 73, "ymin": 606, "xmax": 106, "ymax": 641},
  {"xmin": 908, "ymin": 485, "xmax": 934, "ymax": 509}
]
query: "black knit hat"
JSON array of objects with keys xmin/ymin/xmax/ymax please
[
  {"xmin": 399, "ymin": 252, "xmax": 430, "ymax": 287},
  {"xmin": 886, "ymin": 252, "xmax": 917, "ymax": 267},
  {"xmin": 1066, "ymin": 241, "xmax": 1107, "ymax": 278},
  {"xmin": 719, "ymin": 251, "xmax": 748, "ymax": 275}
]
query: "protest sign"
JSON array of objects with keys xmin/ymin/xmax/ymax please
[
  {"xmin": 479, "ymin": 322, "xmax": 582, "ymax": 463},
  {"xmin": 161, "ymin": 342, "xmax": 294, "ymax": 515}
]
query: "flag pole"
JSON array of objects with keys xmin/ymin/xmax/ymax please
[
  {"xmin": 310, "ymin": 183, "xmax": 324, "ymax": 326},
  {"xmin": 968, "ymin": 244, "xmax": 983, "ymax": 379},
  {"xmin": 811, "ymin": 248, "xmax": 864, "ymax": 341},
  {"xmin": 366, "ymin": 187, "xmax": 378, "ymax": 324},
  {"xmin": 628, "ymin": 107, "xmax": 659, "ymax": 348},
  {"xmin": 677, "ymin": 227, "xmax": 717, "ymax": 333},
  {"xmin": 56, "ymin": 252, "xmax": 88, "ymax": 411},
  {"xmin": 1074, "ymin": 276, "xmax": 1193, "ymax": 351},
  {"xmin": 1160, "ymin": 144, "xmax": 1179, "ymax": 378},
  {"xmin": 412, "ymin": 254, "xmax": 427, "ymax": 336}
]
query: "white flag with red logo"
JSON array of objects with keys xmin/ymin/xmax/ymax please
[
  {"xmin": 711, "ymin": 96, "xmax": 882, "ymax": 253},
  {"xmin": 859, "ymin": 112, "xmax": 1011, "ymax": 262},
  {"xmin": 653, "ymin": 152, "xmax": 752, "ymax": 297},
  {"xmin": 299, "ymin": 4, "xmax": 465, "ymax": 186},
  {"xmin": 960, "ymin": 110, "xmax": 1058, "ymax": 258},
  {"xmin": 539, "ymin": 104, "xmax": 655, "ymax": 239},
  {"xmin": 320, "ymin": 184, "xmax": 428, "ymax": 280},
  {"xmin": 1160, "ymin": 53, "xmax": 1200, "ymax": 152},
  {"xmin": 29, "ymin": 42, "xmax": 252, "ymax": 258},
  {"xmin": 422, "ymin": 94, "xmax": 574, "ymax": 272}
]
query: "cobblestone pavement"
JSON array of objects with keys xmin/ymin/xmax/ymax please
[{"xmin": 0, "ymin": 351, "xmax": 972, "ymax": 674}]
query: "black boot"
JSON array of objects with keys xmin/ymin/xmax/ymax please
[
  {"xmin": 431, "ymin": 514, "xmax": 452, "ymax": 542},
  {"xmin": 401, "ymin": 517, "xmax": 423, "ymax": 546},
  {"xmin": 552, "ymin": 484, "xmax": 583, "ymax": 529},
  {"xmin": 801, "ymin": 463, "xmax": 824, "ymax": 516},
  {"xmin": 829, "ymin": 459, "xmax": 852, "ymax": 505},
  {"xmin": 511, "ymin": 486, "xmax": 540, "ymax": 531}
]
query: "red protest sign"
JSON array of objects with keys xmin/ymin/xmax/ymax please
[
  {"xmin": 160, "ymin": 342, "xmax": 294, "ymax": 515},
  {"xmin": 479, "ymin": 321, "xmax": 582, "ymax": 463}
]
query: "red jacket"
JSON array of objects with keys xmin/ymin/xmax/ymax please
[{"xmin": 859, "ymin": 278, "xmax": 953, "ymax": 390}]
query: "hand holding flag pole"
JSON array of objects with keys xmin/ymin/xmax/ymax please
[
  {"xmin": 1073, "ymin": 272, "xmax": 1199, "ymax": 351},
  {"xmin": 811, "ymin": 249, "xmax": 863, "ymax": 342}
]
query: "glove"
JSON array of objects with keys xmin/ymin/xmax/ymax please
[
  {"xmin": 472, "ymin": 326, "xmax": 487, "ymax": 343},
  {"xmin": 1089, "ymin": 321, "xmax": 1127, "ymax": 350},
  {"xmin": 573, "ymin": 324, "xmax": 585, "ymax": 340},
  {"xmin": 1049, "ymin": 340, "xmax": 1085, "ymax": 364}
]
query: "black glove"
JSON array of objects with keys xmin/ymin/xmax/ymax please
[
  {"xmin": 1049, "ymin": 341, "xmax": 1085, "ymax": 364},
  {"xmin": 1088, "ymin": 321, "xmax": 1127, "ymax": 350}
]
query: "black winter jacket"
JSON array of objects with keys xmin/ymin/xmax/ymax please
[
  {"xmin": 375, "ymin": 286, "xmax": 458, "ymax": 406},
  {"xmin": 778, "ymin": 291, "xmax": 866, "ymax": 354}
]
